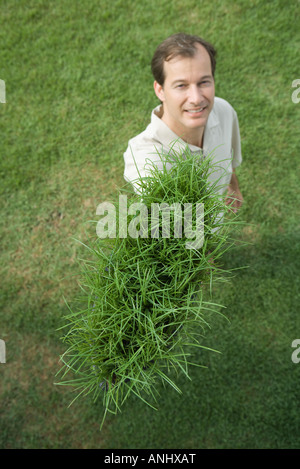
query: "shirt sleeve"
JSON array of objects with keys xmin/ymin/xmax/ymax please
[
  {"xmin": 123, "ymin": 141, "xmax": 165, "ymax": 193},
  {"xmin": 123, "ymin": 144, "xmax": 146, "ymax": 186}
]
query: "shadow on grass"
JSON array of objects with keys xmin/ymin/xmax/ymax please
[{"xmin": 102, "ymin": 229, "xmax": 300, "ymax": 449}]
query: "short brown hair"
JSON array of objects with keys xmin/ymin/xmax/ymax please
[{"xmin": 151, "ymin": 33, "xmax": 217, "ymax": 86}]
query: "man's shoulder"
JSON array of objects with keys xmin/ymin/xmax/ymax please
[
  {"xmin": 124, "ymin": 106, "xmax": 167, "ymax": 156},
  {"xmin": 126, "ymin": 126, "xmax": 153, "ymax": 147},
  {"xmin": 213, "ymin": 96, "xmax": 237, "ymax": 115},
  {"xmin": 124, "ymin": 129, "xmax": 160, "ymax": 159}
]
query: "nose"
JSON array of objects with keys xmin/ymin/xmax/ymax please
[{"xmin": 188, "ymin": 85, "xmax": 203, "ymax": 105}]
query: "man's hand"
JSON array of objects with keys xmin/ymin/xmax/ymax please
[{"xmin": 225, "ymin": 170, "xmax": 243, "ymax": 214}]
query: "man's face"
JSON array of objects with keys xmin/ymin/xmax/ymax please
[{"xmin": 154, "ymin": 44, "xmax": 215, "ymax": 145}]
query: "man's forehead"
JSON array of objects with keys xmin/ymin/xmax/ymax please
[
  {"xmin": 163, "ymin": 46, "xmax": 213, "ymax": 80},
  {"xmin": 165, "ymin": 43, "xmax": 210, "ymax": 64}
]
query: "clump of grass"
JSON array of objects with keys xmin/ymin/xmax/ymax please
[{"xmin": 56, "ymin": 146, "xmax": 240, "ymax": 426}]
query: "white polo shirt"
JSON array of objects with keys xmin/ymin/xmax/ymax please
[{"xmin": 123, "ymin": 96, "xmax": 242, "ymax": 194}]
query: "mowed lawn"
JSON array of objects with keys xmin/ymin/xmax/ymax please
[{"xmin": 1, "ymin": 0, "xmax": 300, "ymax": 449}]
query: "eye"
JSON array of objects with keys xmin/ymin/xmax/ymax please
[{"xmin": 199, "ymin": 80, "xmax": 211, "ymax": 86}]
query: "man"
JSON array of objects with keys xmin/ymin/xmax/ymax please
[{"xmin": 123, "ymin": 33, "xmax": 243, "ymax": 213}]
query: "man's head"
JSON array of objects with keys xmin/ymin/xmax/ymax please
[
  {"xmin": 151, "ymin": 33, "xmax": 216, "ymax": 87},
  {"xmin": 151, "ymin": 33, "xmax": 216, "ymax": 147}
]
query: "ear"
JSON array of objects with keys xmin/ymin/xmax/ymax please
[{"xmin": 153, "ymin": 81, "xmax": 165, "ymax": 102}]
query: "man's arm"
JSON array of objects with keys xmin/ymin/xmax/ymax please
[{"xmin": 225, "ymin": 169, "xmax": 243, "ymax": 213}]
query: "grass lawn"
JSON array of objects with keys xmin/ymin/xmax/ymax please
[{"xmin": 1, "ymin": 0, "xmax": 300, "ymax": 449}]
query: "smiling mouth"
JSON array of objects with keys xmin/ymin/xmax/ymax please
[{"xmin": 185, "ymin": 106, "xmax": 208, "ymax": 114}]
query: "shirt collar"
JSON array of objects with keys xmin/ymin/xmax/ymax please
[{"xmin": 151, "ymin": 101, "xmax": 220, "ymax": 153}]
